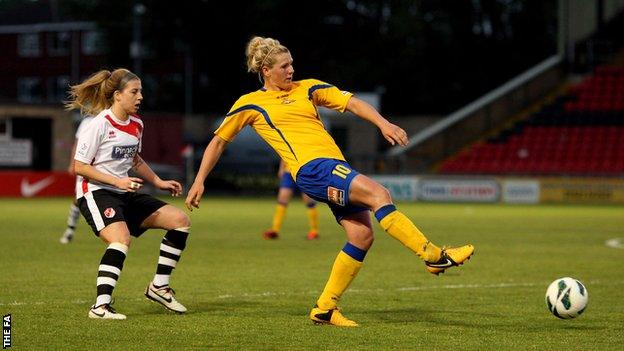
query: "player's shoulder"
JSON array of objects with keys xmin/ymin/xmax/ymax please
[
  {"xmin": 89, "ymin": 110, "xmax": 111, "ymax": 126},
  {"xmin": 129, "ymin": 114, "xmax": 144, "ymax": 127},
  {"xmin": 78, "ymin": 115, "xmax": 95, "ymax": 126},
  {"xmin": 241, "ymin": 89, "xmax": 267, "ymax": 101},
  {"xmin": 298, "ymin": 78, "xmax": 332, "ymax": 88},
  {"xmin": 230, "ymin": 91, "xmax": 262, "ymax": 110}
]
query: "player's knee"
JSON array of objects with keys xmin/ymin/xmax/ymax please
[
  {"xmin": 172, "ymin": 210, "xmax": 191, "ymax": 229},
  {"xmin": 168, "ymin": 210, "xmax": 191, "ymax": 229},
  {"xmin": 104, "ymin": 235, "xmax": 131, "ymax": 247},
  {"xmin": 371, "ymin": 186, "xmax": 392, "ymax": 207}
]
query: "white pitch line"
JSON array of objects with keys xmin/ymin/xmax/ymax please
[
  {"xmin": 3, "ymin": 280, "xmax": 616, "ymax": 307},
  {"xmin": 605, "ymin": 238, "xmax": 624, "ymax": 249}
]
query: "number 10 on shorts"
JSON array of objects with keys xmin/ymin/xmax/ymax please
[{"xmin": 332, "ymin": 164, "xmax": 352, "ymax": 179}]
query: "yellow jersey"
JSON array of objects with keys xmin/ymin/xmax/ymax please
[{"xmin": 215, "ymin": 79, "xmax": 353, "ymax": 178}]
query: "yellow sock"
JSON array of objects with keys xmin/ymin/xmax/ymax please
[
  {"xmin": 316, "ymin": 244, "xmax": 365, "ymax": 310},
  {"xmin": 306, "ymin": 205, "xmax": 318, "ymax": 232},
  {"xmin": 376, "ymin": 205, "xmax": 441, "ymax": 262},
  {"xmin": 271, "ymin": 203, "xmax": 287, "ymax": 232}
]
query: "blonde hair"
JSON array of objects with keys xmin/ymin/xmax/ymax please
[
  {"xmin": 245, "ymin": 36, "xmax": 290, "ymax": 74},
  {"xmin": 65, "ymin": 68, "xmax": 139, "ymax": 116}
]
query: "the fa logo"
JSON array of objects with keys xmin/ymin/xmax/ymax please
[
  {"xmin": 3, "ymin": 314, "xmax": 11, "ymax": 349},
  {"xmin": 103, "ymin": 207, "xmax": 116, "ymax": 218},
  {"xmin": 108, "ymin": 130, "xmax": 116, "ymax": 138}
]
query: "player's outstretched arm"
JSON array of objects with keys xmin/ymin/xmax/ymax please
[
  {"xmin": 345, "ymin": 96, "xmax": 409, "ymax": 146},
  {"xmin": 132, "ymin": 155, "xmax": 182, "ymax": 196},
  {"xmin": 185, "ymin": 135, "xmax": 229, "ymax": 211}
]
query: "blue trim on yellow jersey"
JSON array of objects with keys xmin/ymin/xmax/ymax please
[
  {"xmin": 226, "ymin": 104, "xmax": 298, "ymax": 160},
  {"xmin": 307, "ymin": 84, "xmax": 334, "ymax": 100}
]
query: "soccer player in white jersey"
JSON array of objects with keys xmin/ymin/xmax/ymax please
[
  {"xmin": 60, "ymin": 115, "xmax": 94, "ymax": 244},
  {"xmin": 66, "ymin": 68, "xmax": 191, "ymax": 320}
]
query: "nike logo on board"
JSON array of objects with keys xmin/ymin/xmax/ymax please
[{"xmin": 20, "ymin": 176, "xmax": 55, "ymax": 197}]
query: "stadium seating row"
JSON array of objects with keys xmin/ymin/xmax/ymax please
[{"xmin": 439, "ymin": 64, "xmax": 624, "ymax": 175}]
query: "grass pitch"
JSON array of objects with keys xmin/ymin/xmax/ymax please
[{"xmin": 1, "ymin": 197, "xmax": 623, "ymax": 350}]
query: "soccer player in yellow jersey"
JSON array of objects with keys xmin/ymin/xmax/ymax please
[
  {"xmin": 185, "ymin": 36, "xmax": 474, "ymax": 327},
  {"xmin": 263, "ymin": 160, "xmax": 319, "ymax": 240}
]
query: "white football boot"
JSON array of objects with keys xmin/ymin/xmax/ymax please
[
  {"xmin": 88, "ymin": 304, "xmax": 126, "ymax": 320},
  {"xmin": 145, "ymin": 282, "xmax": 187, "ymax": 313}
]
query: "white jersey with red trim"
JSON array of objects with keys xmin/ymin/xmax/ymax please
[
  {"xmin": 75, "ymin": 115, "xmax": 95, "ymax": 138},
  {"xmin": 74, "ymin": 108, "xmax": 144, "ymax": 198}
]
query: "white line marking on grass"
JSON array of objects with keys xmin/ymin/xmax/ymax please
[
  {"xmin": 395, "ymin": 282, "xmax": 541, "ymax": 291},
  {"xmin": 1, "ymin": 280, "xmax": 619, "ymax": 306},
  {"xmin": 214, "ymin": 281, "xmax": 581, "ymax": 300},
  {"xmin": 605, "ymin": 238, "xmax": 624, "ymax": 249}
]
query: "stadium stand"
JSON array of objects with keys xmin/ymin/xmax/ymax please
[{"xmin": 439, "ymin": 65, "xmax": 624, "ymax": 176}]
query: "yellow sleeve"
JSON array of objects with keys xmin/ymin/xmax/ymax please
[
  {"xmin": 214, "ymin": 98, "xmax": 259, "ymax": 142},
  {"xmin": 308, "ymin": 79, "xmax": 353, "ymax": 112}
]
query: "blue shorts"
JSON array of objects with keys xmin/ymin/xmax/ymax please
[
  {"xmin": 295, "ymin": 158, "xmax": 369, "ymax": 221},
  {"xmin": 279, "ymin": 172, "xmax": 299, "ymax": 191}
]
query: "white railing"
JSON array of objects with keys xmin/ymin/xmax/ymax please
[{"xmin": 387, "ymin": 54, "xmax": 562, "ymax": 157}]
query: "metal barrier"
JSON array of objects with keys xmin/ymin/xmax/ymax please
[{"xmin": 385, "ymin": 55, "xmax": 564, "ymax": 174}]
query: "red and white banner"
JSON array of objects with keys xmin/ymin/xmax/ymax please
[{"xmin": 0, "ymin": 171, "xmax": 75, "ymax": 197}]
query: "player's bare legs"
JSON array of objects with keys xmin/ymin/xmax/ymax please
[{"xmin": 348, "ymin": 174, "xmax": 474, "ymax": 274}]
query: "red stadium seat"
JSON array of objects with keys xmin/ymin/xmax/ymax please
[{"xmin": 439, "ymin": 64, "xmax": 623, "ymax": 176}]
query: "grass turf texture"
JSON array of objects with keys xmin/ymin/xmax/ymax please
[{"xmin": 1, "ymin": 198, "xmax": 622, "ymax": 350}]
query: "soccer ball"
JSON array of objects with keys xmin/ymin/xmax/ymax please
[{"xmin": 545, "ymin": 277, "xmax": 588, "ymax": 319}]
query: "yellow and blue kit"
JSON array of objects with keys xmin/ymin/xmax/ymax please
[
  {"xmin": 215, "ymin": 78, "xmax": 349, "ymax": 177},
  {"xmin": 215, "ymin": 78, "xmax": 367, "ymax": 219},
  {"xmin": 279, "ymin": 171, "xmax": 297, "ymax": 190}
]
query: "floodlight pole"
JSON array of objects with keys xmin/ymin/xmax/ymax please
[{"xmin": 131, "ymin": 3, "xmax": 146, "ymax": 77}]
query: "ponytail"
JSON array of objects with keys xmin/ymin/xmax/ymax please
[{"xmin": 65, "ymin": 68, "xmax": 139, "ymax": 116}]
